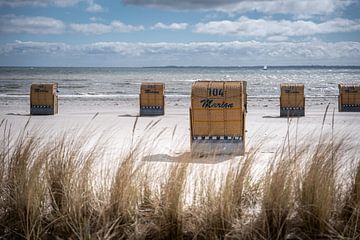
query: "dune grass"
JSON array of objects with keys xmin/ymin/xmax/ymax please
[
  {"xmin": 0, "ymin": 118, "xmax": 358, "ymax": 239},
  {"xmin": 341, "ymin": 158, "xmax": 360, "ymax": 238}
]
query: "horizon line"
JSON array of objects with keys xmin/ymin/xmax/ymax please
[{"xmin": 1, "ymin": 65, "xmax": 360, "ymax": 68}]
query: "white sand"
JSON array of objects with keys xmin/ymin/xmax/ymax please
[
  {"xmin": 1, "ymin": 96, "xmax": 359, "ymax": 159},
  {"xmin": 1, "ymin": 96, "xmax": 358, "ymax": 203}
]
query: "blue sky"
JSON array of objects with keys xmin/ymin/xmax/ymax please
[{"xmin": 0, "ymin": 0, "xmax": 359, "ymax": 66}]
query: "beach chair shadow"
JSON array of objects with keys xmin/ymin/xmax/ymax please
[
  {"xmin": 118, "ymin": 114, "xmax": 139, "ymax": 117},
  {"xmin": 118, "ymin": 114, "xmax": 163, "ymax": 118},
  {"xmin": 6, "ymin": 113, "xmax": 31, "ymax": 116},
  {"xmin": 262, "ymin": 115, "xmax": 281, "ymax": 118},
  {"xmin": 142, "ymin": 152, "xmax": 240, "ymax": 164}
]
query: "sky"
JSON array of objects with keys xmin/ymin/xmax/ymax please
[{"xmin": 0, "ymin": 0, "xmax": 359, "ymax": 67}]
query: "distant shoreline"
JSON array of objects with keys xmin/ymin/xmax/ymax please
[{"xmin": 0, "ymin": 65, "xmax": 360, "ymax": 69}]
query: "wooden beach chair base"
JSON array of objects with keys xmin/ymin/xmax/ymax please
[
  {"xmin": 280, "ymin": 107, "xmax": 305, "ymax": 117},
  {"xmin": 140, "ymin": 106, "xmax": 164, "ymax": 116},
  {"xmin": 191, "ymin": 136, "xmax": 245, "ymax": 156},
  {"xmin": 30, "ymin": 105, "xmax": 56, "ymax": 115},
  {"xmin": 339, "ymin": 104, "xmax": 360, "ymax": 112}
]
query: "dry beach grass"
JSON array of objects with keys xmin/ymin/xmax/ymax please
[{"xmin": 0, "ymin": 116, "xmax": 359, "ymax": 240}]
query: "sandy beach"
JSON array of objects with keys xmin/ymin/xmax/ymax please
[{"xmin": 1, "ymin": 95, "xmax": 359, "ymax": 160}]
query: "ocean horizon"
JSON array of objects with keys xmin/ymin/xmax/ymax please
[
  {"xmin": 1, "ymin": 65, "xmax": 360, "ymax": 69},
  {"xmin": 1, "ymin": 66, "xmax": 359, "ymax": 99}
]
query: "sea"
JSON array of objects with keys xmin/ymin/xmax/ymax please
[{"xmin": 0, "ymin": 66, "xmax": 359, "ymax": 110}]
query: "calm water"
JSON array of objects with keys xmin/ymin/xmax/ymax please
[{"xmin": 0, "ymin": 66, "xmax": 359, "ymax": 98}]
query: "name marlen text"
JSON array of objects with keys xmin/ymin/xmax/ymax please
[{"xmin": 200, "ymin": 99, "xmax": 234, "ymax": 109}]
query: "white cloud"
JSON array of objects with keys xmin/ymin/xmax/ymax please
[
  {"xmin": 151, "ymin": 22, "xmax": 188, "ymax": 30},
  {"xmin": 0, "ymin": 0, "xmax": 105, "ymax": 13},
  {"xmin": 111, "ymin": 21, "xmax": 144, "ymax": 32},
  {"xmin": 266, "ymin": 36, "xmax": 289, "ymax": 42},
  {"xmin": 123, "ymin": 0, "xmax": 237, "ymax": 9},
  {"xmin": 70, "ymin": 23, "xmax": 112, "ymax": 35},
  {"xmin": 1, "ymin": 40, "xmax": 359, "ymax": 66},
  {"xmin": 70, "ymin": 21, "xmax": 144, "ymax": 35},
  {"xmin": 194, "ymin": 17, "xmax": 360, "ymax": 38},
  {"xmin": 0, "ymin": 0, "xmax": 83, "ymax": 7},
  {"xmin": 86, "ymin": 2, "xmax": 104, "ymax": 12},
  {"xmin": 0, "ymin": 40, "xmax": 70, "ymax": 55},
  {"xmin": 89, "ymin": 16, "xmax": 104, "ymax": 22},
  {"xmin": 0, "ymin": 15, "xmax": 65, "ymax": 34},
  {"xmin": 122, "ymin": 0, "xmax": 355, "ymax": 18}
]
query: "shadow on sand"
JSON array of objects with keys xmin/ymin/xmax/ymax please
[
  {"xmin": 118, "ymin": 114, "xmax": 162, "ymax": 118},
  {"xmin": 6, "ymin": 113, "xmax": 30, "ymax": 116},
  {"xmin": 118, "ymin": 114, "xmax": 139, "ymax": 117},
  {"xmin": 142, "ymin": 152, "xmax": 243, "ymax": 164},
  {"xmin": 262, "ymin": 115, "xmax": 281, "ymax": 119}
]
